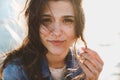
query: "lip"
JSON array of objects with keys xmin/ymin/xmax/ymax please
[{"xmin": 47, "ymin": 40, "xmax": 65, "ymax": 46}]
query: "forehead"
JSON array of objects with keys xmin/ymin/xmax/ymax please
[{"xmin": 43, "ymin": 1, "xmax": 74, "ymax": 16}]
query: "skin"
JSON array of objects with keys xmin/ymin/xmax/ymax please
[
  {"xmin": 39, "ymin": 1, "xmax": 104, "ymax": 80},
  {"xmin": 39, "ymin": 1, "xmax": 76, "ymax": 68},
  {"xmin": 79, "ymin": 48, "xmax": 104, "ymax": 80}
]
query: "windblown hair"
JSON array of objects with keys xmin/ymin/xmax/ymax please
[{"xmin": 0, "ymin": 0, "xmax": 86, "ymax": 79}]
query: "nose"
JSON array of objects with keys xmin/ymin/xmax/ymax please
[{"xmin": 52, "ymin": 22, "xmax": 63, "ymax": 37}]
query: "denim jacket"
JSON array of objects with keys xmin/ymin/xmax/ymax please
[{"xmin": 2, "ymin": 50, "xmax": 85, "ymax": 80}]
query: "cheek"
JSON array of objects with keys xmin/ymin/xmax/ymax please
[
  {"xmin": 39, "ymin": 26, "xmax": 50, "ymax": 37},
  {"xmin": 64, "ymin": 27, "xmax": 76, "ymax": 39},
  {"xmin": 63, "ymin": 28, "xmax": 76, "ymax": 45}
]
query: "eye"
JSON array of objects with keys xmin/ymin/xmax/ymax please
[
  {"xmin": 41, "ymin": 18, "xmax": 52, "ymax": 26},
  {"xmin": 63, "ymin": 18, "xmax": 74, "ymax": 25}
]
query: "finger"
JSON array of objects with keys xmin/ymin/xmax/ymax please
[
  {"xmin": 79, "ymin": 62, "xmax": 95, "ymax": 80},
  {"xmin": 81, "ymin": 53, "xmax": 102, "ymax": 68},
  {"xmin": 83, "ymin": 48, "xmax": 104, "ymax": 66},
  {"xmin": 83, "ymin": 59, "xmax": 99, "ymax": 76},
  {"xmin": 81, "ymin": 47, "xmax": 100, "ymax": 61},
  {"xmin": 80, "ymin": 53, "xmax": 103, "ymax": 73},
  {"xmin": 81, "ymin": 47, "xmax": 104, "ymax": 66}
]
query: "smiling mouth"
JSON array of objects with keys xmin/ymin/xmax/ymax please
[{"xmin": 47, "ymin": 40, "xmax": 65, "ymax": 46}]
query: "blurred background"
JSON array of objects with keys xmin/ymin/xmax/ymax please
[{"xmin": 0, "ymin": 0, "xmax": 120, "ymax": 80}]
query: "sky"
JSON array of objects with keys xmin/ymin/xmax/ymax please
[{"xmin": 0, "ymin": 0, "xmax": 120, "ymax": 80}]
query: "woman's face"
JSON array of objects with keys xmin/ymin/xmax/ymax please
[{"xmin": 39, "ymin": 1, "xmax": 76, "ymax": 56}]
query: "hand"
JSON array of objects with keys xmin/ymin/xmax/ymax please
[{"xmin": 78, "ymin": 48, "xmax": 104, "ymax": 80}]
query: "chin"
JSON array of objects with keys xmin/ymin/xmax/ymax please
[
  {"xmin": 49, "ymin": 48, "xmax": 68, "ymax": 56},
  {"xmin": 51, "ymin": 51, "xmax": 64, "ymax": 55},
  {"xmin": 53, "ymin": 53, "xmax": 62, "ymax": 56},
  {"xmin": 46, "ymin": 44, "xmax": 70, "ymax": 56}
]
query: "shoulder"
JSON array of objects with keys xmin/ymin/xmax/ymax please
[{"xmin": 2, "ymin": 59, "xmax": 29, "ymax": 80}]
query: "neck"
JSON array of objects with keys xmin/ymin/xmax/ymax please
[{"xmin": 46, "ymin": 52, "xmax": 67, "ymax": 68}]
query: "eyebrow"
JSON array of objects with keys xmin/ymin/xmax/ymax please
[
  {"xmin": 63, "ymin": 15, "xmax": 74, "ymax": 18},
  {"xmin": 41, "ymin": 14, "xmax": 74, "ymax": 18},
  {"xmin": 41, "ymin": 14, "xmax": 51, "ymax": 17}
]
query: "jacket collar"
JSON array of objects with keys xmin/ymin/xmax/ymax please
[{"xmin": 40, "ymin": 49, "xmax": 75, "ymax": 79}]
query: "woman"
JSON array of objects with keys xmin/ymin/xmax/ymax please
[{"xmin": 0, "ymin": 0, "xmax": 104, "ymax": 80}]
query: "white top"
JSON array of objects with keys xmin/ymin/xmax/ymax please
[{"xmin": 49, "ymin": 65, "xmax": 66, "ymax": 80}]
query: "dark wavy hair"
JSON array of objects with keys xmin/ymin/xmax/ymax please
[{"xmin": 0, "ymin": 0, "xmax": 86, "ymax": 79}]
